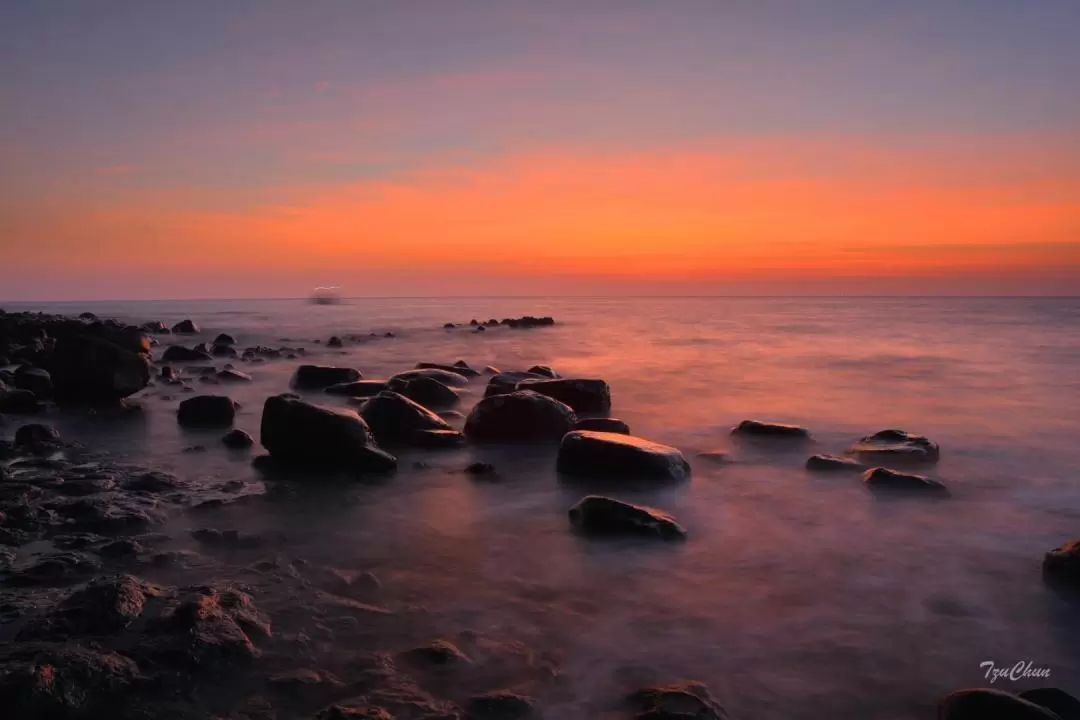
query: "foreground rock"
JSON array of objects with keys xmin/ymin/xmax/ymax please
[
  {"xmin": 515, "ymin": 377, "xmax": 611, "ymax": 414},
  {"xmin": 177, "ymin": 395, "xmax": 237, "ymax": 428},
  {"xmin": 14, "ymin": 422, "xmax": 60, "ymax": 448},
  {"xmin": 1043, "ymin": 540, "xmax": 1080, "ymax": 586},
  {"xmin": 359, "ymin": 391, "xmax": 452, "ymax": 443},
  {"xmin": 558, "ymin": 431, "xmax": 691, "ymax": 482},
  {"xmin": 325, "ymin": 380, "xmax": 388, "ymax": 397},
  {"xmin": 260, "ymin": 394, "xmax": 396, "ymax": 472},
  {"xmin": 938, "ymin": 688, "xmax": 1068, "ymax": 720},
  {"xmin": 464, "ymin": 390, "xmax": 576, "ymax": 443},
  {"xmin": 629, "ymin": 682, "xmax": 730, "ymax": 720},
  {"xmin": 862, "ymin": 467, "xmax": 947, "ymax": 493},
  {"xmin": 731, "ymin": 420, "xmax": 810, "ymax": 439},
  {"xmin": 569, "ymin": 495, "xmax": 686, "ymax": 540},
  {"xmin": 292, "ymin": 365, "xmax": 361, "ymax": 390},
  {"xmin": 847, "ymin": 429, "xmax": 940, "ymax": 463},
  {"xmin": 805, "ymin": 454, "xmax": 865, "ymax": 472}
]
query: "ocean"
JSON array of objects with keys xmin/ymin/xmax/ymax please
[{"xmin": 4, "ymin": 296, "xmax": 1080, "ymax": 718}]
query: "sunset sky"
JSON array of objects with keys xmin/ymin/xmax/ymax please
[{"xmin": 2, "ymin": 1, "xmax": 1078, "ymax": 299}]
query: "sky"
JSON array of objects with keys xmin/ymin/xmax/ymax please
[{"xmin": 1, "ymin": 0, "xmax": 1079, "ymax": 300}]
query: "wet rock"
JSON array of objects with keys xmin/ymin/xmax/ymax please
[
  {"xmin": 515, "ymin": 378, "xmax": 611, "ymax": 414},
  {"xmin": 569, "ymin": 495, "xmax": 686, "ymax": 540},
  {"xmin": 210, "ymin": 343, "xmax": 237, "ymax": 358},
  {"xmin": 504, "ymin": 316, "xmax": 555, "ymax": 329},
  {"xmin": 222, "ymin": 428, "xmax": 255, "ymax": 449},
  {"xmin": 14, "ymin": 422, "xmax": 60, "ymax": 447},
  {"xmin": 465, "ymin": 390, "xmax": 576, "ymax": 443},
  {"xmin": 527, "ymin": 365, "xmax": 559, "ymax": 379},
  {"xmin": 213, "ymin": 333, "xmax": 236, "ymax": 346},
  {"xmin": 862, "ymin": 467, "xmax": 947, "ymax": 492},
  {"xmin": 177, "ymin": 394, "xmax": 236, "ymax": 428},
  {"xmin": 390, "ymin": 368, "xmax": 469, "ymax": 388},
  {"xmin": 443, "ymin": 322, "xmax": 456, "ymax": 329},
  {"xmin": 731, "ymin": 420, "xmax": 810, "ymax": 439},
  {"xmin": 161, "ymin": 344, "xmax": 213, "ymax": 362},
  {"xmin": 416, "ymin": 361, "xmax": 481, "ymax": 378},
  {"xmin": 327, "ymin": 336, "xmax": 343, "ymax": 348},
  {"xmin": 49, "ymin": 495, "xmax": 159, "ymax": 533},
  {"xmin": 49, "ymin": 331, "xmax": 152, "ymax": 404},
  {"xmin": 359, "ymin": 391, "xmax": 452, "ymax": 443},
  {"xmin": 140, "ymin": 320, "xmax": 170, "ymax": 334},
  {"xmin": 13, "ymin": 366, "xmax": 53, "ymax": 398},
  {"xmin": 1019, "ymin": 688, "xmax": 1080, "ymax": 719},
  {"xmin": 806, "ymin": 454, "xmax": 866, "ymax": 472},
  {"xmin": 0, "ymin": 387, "xmax": 42, "ymax": 414},
  {"xmin": 124, "ymin": 470, "xmax": 182, "ymax": 492},
  {"xmin": 217, "ymin": 368, "xmax": 251, "ymax": 382},
  {"xmin": 438, "ymin": 410, "xmax": 465, "ymax": 421},
  {"xmin": 411, "ymin": 429, "xmax": 467, "ymax": 449},
  {"xmin": 98, "ymin": 538, "xmax": 144, "ymax": 558},
  {"xmin": 484, "ymin": 371, "xmax": 548, "ymax": 398},
  {"xmin": 7, "ymin": 551, "xmax": 102, "ymax": 586},
  {"xmin": 260, "ymin": 394, "xmax": 397, "ymax": 472},
  {"xmin": 17, "ymin": 573, "xmax": 160, "ymax": 640},
  {"xmin": 293, "ymin": 365, "xmax": 362, "ymax": 390},
  {"xmin": 573, "ymin": 417, "xmax": 630, "ymax": 434},
  {"xmin": 388, "ymin": 375, "xmax": 460, "ymax": 409},
  {"xmin": 696, "ymin": 451, "xmax": 729, "ymax": 464},
  {"xmin": 464, "ymin": 462, "xmax": 497, "ymax": 477},
  {"xmin": 1043, "ymin": 540, "xmax": 1080, "ymax": 586},
  {"xmin": 938, "ymin": 688, "xmax": 1061, "ymax": 720},
  {"xmin": 629, "ymin": 682, "xmax": 730, "ymax": 720},
  {"xmin": 484, "ymin": 365, "xmax": 500, "ymax": 374},
  {"xmin": 159, "ymin": 365, "xmax": 177, "ymax": 381},
  {"xmin": 847, "ymin": 429, "xmax": 940, "ymax": 463},
  {"xmin": 171, "ymin": 319, "xmax": 199, "ymax": 334},
  {"xmin": 558, "ymin": 431, "xmax": 691, "ymax": 482},
  {"xmin": 403, "ymin": 639, "xmax": 471, "ymax": 666},
  {"xmin": 325, "ymin": 380, "xmax": 388, "ymax": 397},
  {"xmin": 466, "ymin": 691, "xmax": 534, "ymax": 720},
  {"xmin": 146, "ymin": 584, "xmax": 270, "ymax": 666}
]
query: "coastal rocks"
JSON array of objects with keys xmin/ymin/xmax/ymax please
[
  {"xmin": 16, "ymin": 574, "xmax": 160, "ymax": 640},
  {"xmin": 13, "ymin": 366, "xmax": 53, "ymax": 398},
  {"xmin": 222, "ymin": 428, "xmax": 255, "ymax": 449},
  {"xmin": 464, "ymin": 390, "xmax": 576, "ymax": 443},
  {"xmin": 260, "ymin": 394, "xmax": 396, "ymax": 472},
  {"xmin": 569, "ymin": 495, "xmax": 686, "ymax": 540},
  {"xmin": 503, "ymin": 316, "xmax": 555, "ymax": 328},
  {"xmin": 937, "ymin": 688, "xmax": 1065, "ymax": 720},
  {"xmin": 629, "ymin": 682, "xmax": 730, "ymax": 720},
  {"xmin": 847, "ymin": 429, "xmax": 940, "ymax": 463},
  {"xmin": 557, "ymin": 431, "xmax": 691, "ymax": 482},
  {"xmin": 14, "ymin": 422, "xmax": 60, "ymax": 448},
  {"xmin": 49, "ymin": 331, "xmax": 151, "ymax": 404},
  {"xmin": 516, "ymin": 378, "xmax": 611, "ymax": 414},
  {"xmin": 388, "ymin": 375, "xmax": 460, "ymax": 409},
  {"xmin": 213, "ymin": 333, "xmax": 236, "ymax": 345},
  {"xmin": 325, "ymin": 380, "xmax": 388, "ymax": 397},
  {"xmin": 464, "ymin": 462, "xmax": 497, "ymax": 477},
  {"xmin": 171, "ymin": 319, "xmax": 199, "ymax": 334},
  {"xmin": 731, "ymin": 420, "xmax": 810, "ymax": 439},
  {"xmin": 210, "ymin": 343, "xmax": 237, "ymax": 358},
  {"xmin": 161, "ymin": 344, "xmax": 213, "ymax": 362},
  {"xmin": 177, "ymin": 395, "xmax": 237, "ymax": 428},
  {"xmin": 574, "ymin": 417, "xmax": 631, "ymax": 434},
  {"xmin": 862, "ymin": 467, "xmax": 947, "ymax": 493},
  {"xmin": 403, "ymin": 639, "xmax": 471, "ymax": 667},
  {"xmin": 140, "ymin": 320, "xmax": 170, "ymax": 333},
  {"xmin": 484, "ymin": 371, "xmax": 549, "ymax": 398},
  {"xmin": 145, "ymin": 584, "xmax": 271, "ymax": 666},
  {"xmin": 390, "ymin": 368, "xmax": 470, "ymax": 388},
  {"xmin": 216, "ymin": 367, "xmax": 251, "ymax": 383},
  {"xmin": 359, "ymin": 391, "xmax": 452, "ymax": 443},
  {"xmin": 327, "ymin": 336, "xmax": 343, "ymax": 348},
  {"xmin": 1019, "ymin": 688, "xmax": 1080, "ymax": 719},
  {"xmin": 806, "ymin": 454, "xmax": 866, "ymax": 472},
  {"xmin": 416, "ymin": 361, "xmax": 481, "ymax": 378},
  {"xmin": 293, "ymin": 365, "xmax": 362, "ymax": 390},
  {"xmin": 1043, "ymin": 540, "xmax": 1080, "ymax": 586},
  {"xmin": 7, "ymin": 551, "xmax": 102, "ymax": 586}
]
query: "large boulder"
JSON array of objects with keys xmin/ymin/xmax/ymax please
[
  {"xmin": 847, "ymin": 429, "xmax": 940, "ymax": 463},
  {"xmin": 862, "ymin": 467, "xmax": 947, "ymax": 492},
  {"xmin": 260, "ymin": 394, "xmax": 396, "ymax": 472},
  {"xmin": 464, "ymin": 390, "xmax": 576, "ymax": 443},
  {"xmin": 359, "ymin": 391, "xmax": 452, "ymax": 442},
  {"xmin": 388, "ymin": 375, "xmax": 460, "ymax": 409},
  {"xmin": 49, "ymin": 331, "xmax": 151, "ymax": 404},
  {"xmin": 177, "ymin": 395, "xmax": 236, "ymax": 428},
  {"xmin": 292, "ymin": 365, "xmax": 361, "ymax": 390},
  {"xmin": 161, "ymin": 345, "xmax": 213, "ymax": 362},
  {"xmin": 13, "ymin": 366, "xmax": 53, "ymax": 399},
  {"xmin": 390, "ymin": 368, "xmax": 469, "ymax": 388},
  {"xmin": 325, "ymin": 380, "xmax": 387, "ymax": 397},
  {"xmin": 484, "ymin": 371, "xmax": 549, "ymax": 398},
  {"xmin": 557, "ymin": 430, "xmax": 691, "ymax": 482},
  {"xmin": 569, "ymin": 495, "xmax": 686, "ymax": 539},
  {"xmin": 171, "ymin": 319, "xmax": 199, "ymax": 334},
  {"xmin": 516, "ymin": 378, "xmax": 611, "ymax": 414},
  {"xmin": 938, "ymin": 688, "xmax": 1062, "ymax": 720}
]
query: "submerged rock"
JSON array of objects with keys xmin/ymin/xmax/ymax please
[
  {"xmin": 0, "ymin": 387, "xmax": 42, "ymax": 414},
  {"xmin": 938, "ymin": 688, "xmax": 1063, "ymax": 720},
  {"xmin": 161, "ymin": 345, "xmax": 213, "ymax": 363},
  {"xmin": 390, "ymin": 368, "xmax": 470, "ymax": 388},
  {"xmin": 359, "ymin": 391, "xmax": 452, "ymax": 442},
  {"xmin": 388, "ymin": 375, "xmax": 460, "ymax": 409},
  {"xmin": 403, "ymin": 639, "xmax": 471, "ymax": 666},
  {"xmin": 171, "ymin": 319, "xmax": 199, "ymax": 334},
  {"xmin": 222, "ymin": 428, "xmax": 255, "ymax": 450},
  {"xmin": 862, "ymin": 467, "xmax": 947, "ymax": 492},
  {"xmin": 731, "ymin": 420, "xmax": 810, "ymax": 439},
  {"xmin": 14, "ymin": 422, "xmax": 60, "ymax": 448},
  {"xmin": 140, "ymin": 320, "xmax": 170, "ymax": 334},
  {"xmin": 574, "ymin": 417, "xmax": 630, "ymax": 434},
  {"xmin": 217, "ymin": 367, "xmax": 251, "ymax": 382},
  {"xmin": 177, "ymin": 395, "xmax": 237, "ymax": 428},
  {"xmin": 293, "ymin": 365, "xmax": 362, "ymax": 390},
  {"xmin": 1043, "ymin": 540, "xmax": 1080, "ymax": 586},
  {"xmin": 325, "ymin": 380, "xmax": 388, "ymax": 397},
  {"xmin": 213, "ymin": 333, "xmax": 236, "ymax": 345},
  {"xmin": 260, "ymin": 394, "xmax": 396, "ymax": 472},
  {"xmin": 464, "ymin": 462, "xmax": 497, "ymax": 477},
  {"xmin": 327, "ymin": 336, "xmax": 343, "ymax": 348},
  {"xmin": 515, "ymin": 377, "xmax": 611, "ymax": 414},
  {"xmin": 526, "ymin": 364, "xmax": 559, "ymax": 379},
  {"xmin": 847, "ymin": 429, "xmax": 940, "ymax": 463},
  {"xmin": 464, "ymin": 390, "xmax": 576, "ymax": 443},
  {"xmin": 146, "ymin": 584, "xmax": 271, "ymax": 667},
  {"xmin": 569, "ymin": 495, "xmax": 686, "ymax": 540},
  {"xmin": 558, "ymin": 431, "xmax": 691, "ymax": 482},
  {"xmin": 806, "ymin": 454, "xmax": 866, "ymax": 472}
]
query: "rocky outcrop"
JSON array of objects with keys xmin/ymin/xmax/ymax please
[
  {"xmin": 39, "ymin": 319, "xmax": 152, "ymax": 404},
  {"xmin": 14, "ymin": 423, "xmax": 60, "ymax": 448},
  {"xmin": 161, "ymin": 345, "xmax": 213, "ymax": 362},
  {"xmin": 464, "ymin": 390, "xmax": 576, "ymax": 443},
  {"xmin": 862, "ymin": 467, "xmax": 947, "ymax": 492},
  {"xmin": 805, "ymin": 454, "xmax": 865, "ymax": 472},
  {"xmin": 502, "ymin": 316, "xmax": 555, "ymax": 328},
  {"xmin": 325, "ymin": 380, "xmax": 388, "ymax": 397},
  {"xmin": 573, "ymin": 417, "xmax": 630, "ymax": 434},
  {"xmin": 557, "ymin": 431, "xmax": 691, "ymax": 482},
  {"xmin": 292, "ymin": 365, "xmax": 362, "ymax": 390},
  {"xmin": 847, "ymin": 429, "xmax": 940, "ymax": 463},
  {"xmin": 359, "ymin": 391, "xmax": 452, "ymax": 443},
  {"xmin": 140, "ymin": 320, "xmax": 170, "ymax": 334},
  {"xmin": 390, "ymin": 368, "xmax": 469, "ymax": 388},
  {"xmin": 569, "ymin": 495, "xmax": 686, "ymax": 539},
  {"xmin": 731, "ymin": 420, "xmax": 810, "ymax": 439},
  {"xmin": 515, "ymin": 378, "xmax": 611, "ymax": 414},
  {"xmin": 177, "ymin": 395, "xmax": 236, "ymax": 428},
  {"xmin": 260, "ymin": 394, "xmax": 396, "ymax": 472}
]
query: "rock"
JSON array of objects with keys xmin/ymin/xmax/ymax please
[
  {"xmin": 388, "ymin": 375, "xmax": 460, "ymax": 409},
  {"xmin": 474, "ymin": 325, "xmax": 486, "ymax": 332},
  {"xmin": 503, "ymin": 316, "xmax": 555, "ymax": 329},
  {"xmin": 217, "ymin": 368, "xmax": 252, "ymax": 382},
  {"xmin": 260, "ymin": 394, "xmax": 396, "ymax": 472},
  {"xmin": 731, "ymin": 420, "xmax": 810, "ymax": 439},
  {"xmin": 177, "ymin": 395, "xmax": 236, "ymax": 428},
  {"xmin": 1019, "ymin": 688, "xmax": 1080, "ymax": 719},
  {"xmin": 438, "ymin": 410, "xmax": 465, "ymax": 420},
  {"xmin": 325, "ymin": 380, "xmax": 388, "ymax": 397},
  {"xmin": 147, "ymin": 584, "xmax": 270, "ymax": 666},
  {"xmin": 17, "ymin": 573, "xmax": 160, "ymax": 640},
  {"xmin": 390, "ymin": 368, "xmax": 469, "ymax": 388},
  {"xmin": 527, "ymin": 365, "xmax": 559, "ymax": 378},
  {"xmin": 483, "ymin": 365, "xmax": 500, "ymax": 374},
  {"xmin": 806, "ymin": 454, "xmax": 866, "ymax": 472},
  {"xmin": 124, "ymin": 470, "xmax": 182, "ymax": 492},
  {"xmin": 78, "ymin": 312, "xmax": 97, "ymax": 320},
  {"xmin": 140, "ymin": 320, "xmax": 170, "ymax": 334},
  {"xmin": 465, "ymin": 690, "xmax": 534, "ymax": 720},
  {"xmin": 327, "ymin": 336, "xmax": 343, "ymax": 348},
  {"xmin": 847, "ymin": 429, "xmax": 940, "ymax": 463},
  {"xmin": 7, "ymin": 551, "xmax": 101, "ymax": 586},
  {"xmin": 569, "ymin": 495, "xmax": 686, "ymax": 540},
  {"xmin": 515, "ymin": 378, "xmax": 611, "ymax": 414},
  {"xmin": 49, "ymin": 331, "xmax": 151, "ymax": 404},
  {"xmin": 573, "ymin": 417, "xmax": 630, "ymax": 434},
  {"xmin": 211, "ymin": 343, "xmax": 237, "ymax": 358},
  {"xmin": 293, "ymin": 365, "xmax": 361, "ymax": 390},
  {"xmin": 464, "ymin": 390, "xmax": 576, "ymax": 443},
  {"xmin": 938, "ymin": 688, "xmax": 1061, "ymax": 720},
  {"xmin": 161, "ymin": 344, "xmax": 213, "ymax": 362},
  {"xmin": 411, "ymin": 429, "xmax": 467, "ymax": 449},
  {"xmin": 558, "ymin": 431, "xmax": 691, "ymax": 482},
  {"xmin": 359, "ymin": 391, "xmax": 452, "ymax": 442},
  {"xmin": 464, "ymin": 462, "xmax": 497, "ymax": 476},
  {"xmin": 222, "ymin": 428, "xmax": 255, "ymax": 450},
  {"xmin": 213, "ymin": 333, "xmax": 236, "ymax": 345},
  {"xmin": 416, "ymin": 361, "xmax": 481, "ymax": 378},
  {"xmin": 159, "ymin": 365, "xmax": 177, "ymax": 381},
  {"xmin": 1043, "ymin": 540, "xmax": 1080, "ymax": 586},
  {"xmin": 403, "ymin": 640, "xmax": 471, "ymax": 666},
  {"xmin": 443, "ymin": 322, "xmax": 456, "ymax": 329},
  {"xmin": 484, "ymin": 371, "xmax": 548, "ymax": 397},
  {"xmin": 862, "ymin": 467, "xmax": 947, "ymax": 492},
  {"xmin": 629, "ymin": 682, "xmax": 730, "ymax": 720},
  {"xmin": 14, "ymin": 423, "xmax": 60, "ymax": 447},
  {"xmin": 13, "ymin": 366, "xmax": 53, "ymax": 398},
  {"xmin": 171, "ymin": 319, "xmax": 199, "ymax": 334},
  {"xmin": 98, "ymin": 538, "xmax": 144, "ymax": 558},
  {"xmin": 0, "ymin": 388, "xmax": 42, "ymax": 414}
]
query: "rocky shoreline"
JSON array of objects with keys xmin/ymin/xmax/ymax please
[{"xmin": 3, "ymin": 308, "xmax": 1080, "ymax": 719}]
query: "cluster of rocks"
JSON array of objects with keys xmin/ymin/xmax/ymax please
[{"xmin": 444, "ymin": 316, "xmax": 556, "ymax": 331}]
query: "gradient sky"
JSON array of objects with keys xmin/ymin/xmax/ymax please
[{"xmin": 2, "ymin": 0, "xmax": 1079, "ymax": 299}]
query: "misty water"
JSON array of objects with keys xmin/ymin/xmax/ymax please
[{"xmin": 5, "ymin": 296, "xmax": 1080, "ymax": 719}]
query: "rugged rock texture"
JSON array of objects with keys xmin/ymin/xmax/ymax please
[
  {"xmin": 464, "ymin": 390, "xmax": 576, "ymax": 443},
  {"xmin": 557, "ymin": 431, "xmax": 691, "ymax": 483}
]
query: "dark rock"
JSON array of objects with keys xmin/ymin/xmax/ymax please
[
  {"xmin": 484, "ymin": 371, "xmax": 548, "ymax": 397},
  {"xmin": 17, "ymin": 573, "xmax": 159, "ymax": 640},
  {"xmin": 465, "ymin": 690, "xmax": 534, "ymax": 720},
  {"xmin": 327, "ymin": 336, "xmax": 343, "ymax": 348},
  {"xmin": 938, "ymin": 688, "xmax": 1060, "ymax": 720},
  {"xmin": 325, "ymin": 380, "xmax": 388, "ymax": 397},
  {"xmin": 213, "ymin": 333, "xmax": 236, "ymax": 345},
  {"xmin": 806, "ymin": 454, "xmax": 866, "ymax": 472},
  {"xmin": 140, "ymin": 320, "xmax": 170, "ymax": 334},
  {"xmin": 527, "ymin": 365, "xmax": 559, "ymax": 378},
  {"xmin": 515, "ymin": 378, "xmax": 611, "ymax": 414},
  {"xmin": 474, "ymin": 325, "xmax": 486, "ymax": 332},
  {"xmin": 210, "ymin": 343, "xmax": 237, "ymax": 358},
  {"xmin": 443, "ymin": 323, "xmax": 456, "ymax": 329},
  {"xmin": 464, "ymin": 462, "xmax": 497, "ymax": 476},
  {"xmin": 217, "ymin": 368, "xmax": 252, "ymax": 382},
  {"xmin": 359, "ymin": 391, "xmax": 452, "ymax": 442},
  {"xmin": 558, "ymin": 430, "xmax": 690, "ymax": 482},
  {"xmin": 847, "ymin": 429, "xmax": 940, "ymax": 463},
  {"xmin": 504, "ymin": 316, "xmax": 555, "ymax": 329},
  {"xmin": 177, "ymin": 395, "xmax": 236, "ymax": 428},
  {"xmin": 222, "ymin": 428, "xmax": 255, "ymax": 449},
  {"xmin": 79, "ymin": 312, "xmax": 97, "ymax": 320},
  {"xmin": 573, "ymin": 417, "xmax": 630, "ymax": 434},
  {"xmin": 293, "ymin": 365, "xmax": 362, "ymax": 390},
  {"xmin": 13, "ymin": 366, "xmax": 53, "ymax": 398},
  {"xmin": 411, "ymin": 429, "xmax": 467, "ymax": 449},
  {"xmin": 484, "ymin": 365, "xmax": 500, "ymax": 374},
  {"xmin": 1019, "ymin": 688, "xmax": 1080, "ymax": 719},
  {"xmin": 161, "ymin": 344, "xmax": 213, "ymax": 362},
  {"xmin": 124, "ymin": 470, "xmax": 182, "ymax": 492},
  {"xmin": 862, "ymin": 467, "xmax": 947, "ymax": 492},
  {"xmin": 0, "ymin": 387, "xmax": 42, "ymax": 414},
  {"xmin": 260, "ymin": 394, "xmax": 396, "ymax": 472},
  {"xmin": 486, "ymin": 319, "xmax": 499, "ymax": 326},
  {"xmin": 403, "ymin": 640, "xmax": 471, "ymax": 666},
  {"xmin": 98, "ymin": 538, "xmax": 144, "ymax": 558},
  {"xmin": 438, "ymin": 410, "xmax": 465, "ymax": 421},
  {"xmin": 390, "ymin": 368, "xmax": 469, "ymax": 387},
  {"xmin": 629, "ymin": 682, "xmax": 730, "ymax": 720},
  {"xmin": 146, "ymin": 584, "xmax": 270, "ymax": 666},
  {"xmin": 388, "ymin": 375, "xmax": 460, "ymax": 409},
  {"xmin": 48, "ymin": 495, "xmax": 159, "ymax": 533},
  {"xmin": 464, "ymin": 390, "xmax": 576, "ymax": 443},
  {"xmin": 50, "ymin": 332, "xmax": 151, "ymax": 404},
  {"xmin": 416, "ymin": 361, "xmax": 481, "ymax": 378},
  {"xmin": 159, "ymin": 365, "xmax": 177, "ymax": 381},
  {"xmin": 171, "ymin": 319, "xmax": 199, "ymax": 334},
  {"xmin": 1043, "ymin": 540, "xmax": 1080, "ymax": 586},
  {"xmin": 7, "ymin": 551, "xmax": 101, "ymax": 586},
  {"xmin": 569, "ymin": 495, "xmax": 686, "ymax": 539},
  {"xmin": 732, "ymin": 420, "xmax": 810, "ymax": 439},
  {"xmin": 14, "ymin": 422, "xmax": 60, "ymax": 447}
]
